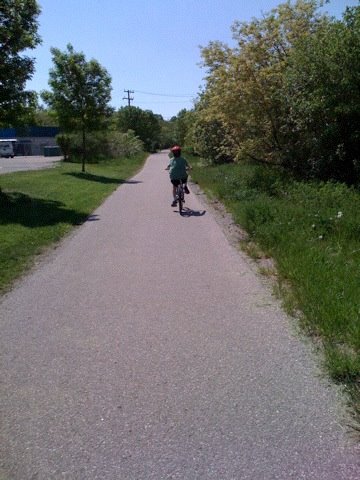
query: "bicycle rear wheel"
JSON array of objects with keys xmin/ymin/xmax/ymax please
[{"xmin": 178, "ymin": 187, "xmax": 183, "ymax": 214}]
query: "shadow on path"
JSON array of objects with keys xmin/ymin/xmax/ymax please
[
  {"xmin": 0, "ymin": 172, "xmax": 142, "ymax": 227},
  {"xmin": 0, "ymin": 191, "xmax": 88, "ymax": 227},
  {"xmin": 175, "ymin": 207, "xmax": 206, "ymax": 217},
  {"xmin": 64, "ymin": 172, "xmax": 142, "ymax": 185},
  {"xmin": 86, "ymin": 214, "xmax": 100, "ymax": 222}
]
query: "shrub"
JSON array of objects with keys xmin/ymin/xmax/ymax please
[{"xmin": 55, "ymin": 129, "xmax": 144, "ymax": 163}]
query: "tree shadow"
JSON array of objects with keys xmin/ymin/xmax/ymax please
[
  {"xmin": 64, "ymin": 172, "xmax": 142, "ymax": 185},
  {"xmin": 87, "ymin": 214, "xmax": 100, "ymax": 221},
  {"xmin": 0, "ymin": 191, "xmax": 90, "ymax": 228},
  {"xmin": 176, "ymin": 207, "xmax": 206, "ymax": 217}
]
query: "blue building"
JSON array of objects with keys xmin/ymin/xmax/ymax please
[{"xmin": 0, "ymin": 126, "xmax": 60, "ymax": 155}]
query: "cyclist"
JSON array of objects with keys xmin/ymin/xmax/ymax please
[{"xmin": 166, "ymin": 145, "xmax": 191, "ymax": 207}]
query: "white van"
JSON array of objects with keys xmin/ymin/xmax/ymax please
[{"xmin": 0, "ymin": 140, "xmax": 15, "ymax": 158}]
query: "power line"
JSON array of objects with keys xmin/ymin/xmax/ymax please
[
  {"xmin": 136, "ymin": 100, "xmax": 193, "ymax": 104},
  {"xmin": 134, "ymin": 90, "xmax": 194, "ymax": 98}
]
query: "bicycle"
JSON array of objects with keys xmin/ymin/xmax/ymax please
[{"xmin": 175, "ymin": 180, "xmax": 185, "ymax": 215}]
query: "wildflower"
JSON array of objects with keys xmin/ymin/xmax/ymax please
[
  {"xmin": 318, "ymin": 235, "xmax": 323, "ymax": 240},
  {"xmin": 337, "ymin": 211, "xmax": 343, "ymax": 218},
  {"xmin": 312, "ymin": 224, "xmax": 316, "ymax": 229}
]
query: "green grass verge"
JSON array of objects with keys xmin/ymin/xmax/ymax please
[
  {"xmin": 190, "ymin": 158, "xmax": 360, "ymax": 419},
  {"xmin": 0, "ymin": 153, "xmax": 147, "ymax": 293}
]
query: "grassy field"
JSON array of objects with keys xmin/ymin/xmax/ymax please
[
  {"xmin": 190, "ymin": 158, "xmax": 360, "ymax": 422},
  {"xmin": 0, "ymin": 153, "xmax": 147, "ymax": 294}
]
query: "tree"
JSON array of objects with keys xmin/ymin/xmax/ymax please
[
  {"xmin": 193, "ymin": 117, "xmax": 233, "ymax": 164},
  {"xmin": 284, "ymin": 5, "xmax": 360, "ymax": 183},
  {"xmin": 159, "ymin": 116, "xmax": 176, "ymax": 148},
  {"xmin": 33, "ymin": 107, "xmax": 58, "ymax": 126},
  {"xmin": 172, "ymin": 109, "xmax": 197, "ymax": 147},
  {"xmin": 0, "ymin": 0, "xmax": 41, "ymax": 126},
  {"xmin": 42, "ymin": 44, "xmax": 112, "ymax": 172},
  {"xmin": 116, "ymin": 106, "xmax": 161, "ymax": 151},
  {"xmin": 197, "ymin": 0, "xmax": 328, "ymax": 165}
]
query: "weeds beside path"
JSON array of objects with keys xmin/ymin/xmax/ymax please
[
  {"xmin": 0, "ymin": 154, "xmax": 147, "ymax": 294},
  {"xmin": 190, "ymin": 159, "xmax": 360, "ymax": 429}
]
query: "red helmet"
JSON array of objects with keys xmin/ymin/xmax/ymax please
[{"xmin": 170, "ymin": 145, "xmax": 181, "ymax": 152}]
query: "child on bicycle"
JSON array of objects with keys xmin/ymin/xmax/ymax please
[{"xmin": 166, "ymin": 145, "xmax": 191, "ymax": 207}]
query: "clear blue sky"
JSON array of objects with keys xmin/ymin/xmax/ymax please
[{"xmin": 27, "ymin": 0, "xmax": 356, "ymax": 120}]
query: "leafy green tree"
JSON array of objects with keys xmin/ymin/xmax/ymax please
[
  {"xmin": 193, "ymin": 117, "xmax": 233, "ymax": 164},
  {"xmin": 33, "ymin": 107, "xmax": 58, "ymax": 126},
  {"xmin": 197, "ymin": 0, "xmax": 328, "ymax": 165},
  {"xmin": 159, "ymin": 116, "xmax": 176, "ymax": 148},
  {"xmin": 158, "ymin": 109, "xmax": 197, "ymax": 150},
  {"xmin": 284, "ymin": 5, "xmax": 360, "ymax": 183},
  {"xmin": 172, "ymin": 109, "xmax": 189, "ymax": 146},
  {"xmin": 196, "ymin": 0, "xmax": 359, "ymax": 183},
  {"xmin": 42, "ymin": 44, "xmax": 112, "ymax": 172},
  {"xmin": 0, "ymin": 0, "xmax": 41, "ymax": 126},
  {"xmin": 116, "ymin": 106, "xmax": 161, "ymax": 151}
]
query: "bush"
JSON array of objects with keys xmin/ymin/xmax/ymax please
[
  {"xmin": 107, "ymin": 130, "xmax": 144, "ymax": 158},
  {"xmin": 56, "ymin": 131, "xmax": 107, "ymax": 163},
  {"xmin": 55, "ymin": 129, "xmax": 144, "ymax": 163}
]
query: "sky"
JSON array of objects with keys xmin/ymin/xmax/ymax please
[{"xmin": 27, "ymin": 0, "xmax": 357, "ymax": 120}]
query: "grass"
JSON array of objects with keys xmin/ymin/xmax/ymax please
[
  {"xmin": 190, "ymin": 158, "xmax": 360, "ymax": 421},
  {"xmin": 0, "ymin": 153, "xmax": 147, "ymax": 293}
]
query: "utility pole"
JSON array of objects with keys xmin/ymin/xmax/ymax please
[{"xmin": 123, "ymin": 89, "xmax": 134, "ymax": 107}]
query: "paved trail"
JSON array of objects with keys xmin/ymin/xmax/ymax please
[{"xmin": 1, "ymin": 152, "xmax": 359, "ymax": 479}]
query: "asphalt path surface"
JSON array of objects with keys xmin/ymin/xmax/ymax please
[
  {"xmin": 0, "ymin": 155, "xmax": 62, "ymax": 174},
  {"xmin": 1, "ymin": 152, "xmax": 359, "ymax": 479}
]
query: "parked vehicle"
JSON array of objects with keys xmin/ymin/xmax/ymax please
[{"xmin": 0, "ymin": 140, "xmax": 15, "ymax": 158}]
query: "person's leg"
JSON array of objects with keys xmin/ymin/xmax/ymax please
[
  {"xmin": 171, "ymin": 180, "xmax": 178, "ymax": 206},
  {"xmin": 183, "ymin": 177, "xmax": 190, "ymax": 194}
]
